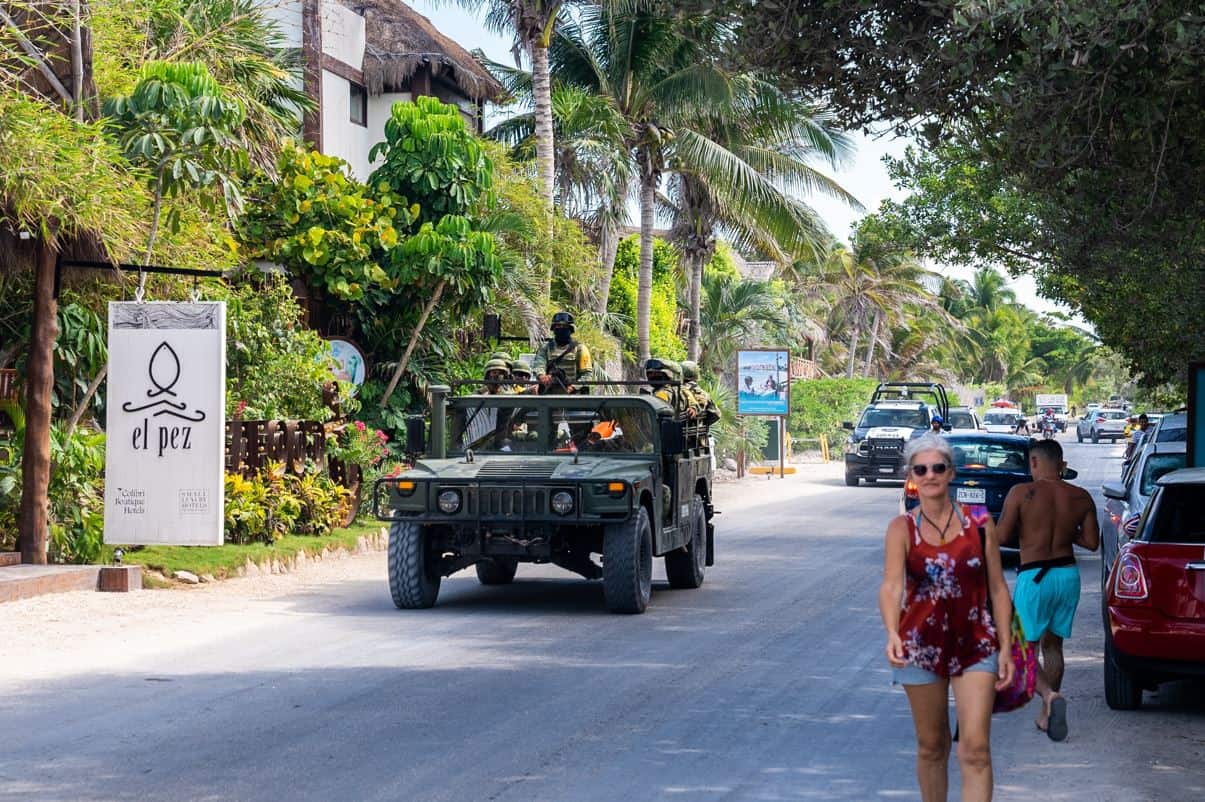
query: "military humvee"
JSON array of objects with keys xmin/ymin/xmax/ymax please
[{"xmin": 374, "ymin": 385, "xmax": 716, "ymax": 614}]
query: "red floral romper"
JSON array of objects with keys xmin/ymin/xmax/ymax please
[{"xmin": 899, "ymin": 506, "xmax": 999, "ymax": 677}]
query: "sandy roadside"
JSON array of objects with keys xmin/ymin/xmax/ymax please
[{"xmin": 0, "ymin": 461, "xmax": 841, "ymax": 684}]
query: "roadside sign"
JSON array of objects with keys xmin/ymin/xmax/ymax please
[
  {"xmin": 104, "ymin": 302, "xmax": 226, "ymax": 545},
  {"xmin": 736, "ymin": 349, "xmax": 790, "ymax": 416}
]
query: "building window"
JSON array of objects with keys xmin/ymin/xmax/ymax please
[{"xmin": 349, "ymin": 83, "xmax": 367, "ymax": 127}]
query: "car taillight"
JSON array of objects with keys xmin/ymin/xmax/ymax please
[
  {"xmin": 1114, "ymin": 551, "xmax": 1148, "ymax": 601},
  {"xmin": 1096, "ymin": 417, "xmax": 1105, "ymax": 422},
  {"xmin": 904, "ymin": 479, "xmax": 918, "ymax": 500}
]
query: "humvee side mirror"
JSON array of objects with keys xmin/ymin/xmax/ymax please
[
  {"xmin": 842, "ymin": 421, "xmax": 854, "ymax": 430},
  {"xmin": 1062, "ymin": 467, "xmax": 1078, "ymax": 481},
  {"xmin": 405, "ymin": 415, "xmax": 426, "ymax": 455},
  {"xmin": 660, "ymin": 418, "xmax": 685, "ymax": 453}
]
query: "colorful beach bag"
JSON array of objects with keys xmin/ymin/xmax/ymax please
[{"xmin": 993, "ymin": 611, "xmax": 1038, "ymax": 713}]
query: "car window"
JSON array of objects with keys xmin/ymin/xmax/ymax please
[
  {"xmin": 1155, "ymin": 425, "xmax": 1187, "ymax": 443},
  {"xmin": 858, "ymin": 408, "xmax": 928, "ymax": 429},
  {"xmin": 1146, "ymin": 485, "xmax": 1205, "ymax": 544},
  {"xmin": 950, "ymin": 440, "xmax": 1028, "ymax": 472},
  {"xmin": 1101, "ymin": 411, "xmax": 1127, "ymax": 420},
  {"xmin": 449, "ymin": 404, "xmax": 656, "ymax": 455},
  {"xmin": 983, "ymin": 412, "xmax": 1018, "ymax": 425},
  {"xmin": 948, "ymin": 411, "xmax": 976, "ymax": 429},
  {"xmin": 1140, "ymin": 454, "xmax": 1187, "ymax": 496}
]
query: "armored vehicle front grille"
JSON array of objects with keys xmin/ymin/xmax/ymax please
[{"xmin": 475, "ymin": 458, "xmax": 561, "ymax": 479}]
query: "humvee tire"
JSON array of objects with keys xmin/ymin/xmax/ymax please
[
  {"xmin": 844, "ymin": 472, "xmax": 859, "ymax": 487},
  {"xmin": 665, "ymin": 495, "xmax": 706, "ymax": 589},
  {"xmin": 476, "ymin": 557, "xmax": 518, "ymax": 585},
  {"xmin": 388, "ymin": 521, "xmax": 440, "ymax": 609},
  {"xmin": 603, "ymin": 506, "xmax": 653, "ymax": 614}
]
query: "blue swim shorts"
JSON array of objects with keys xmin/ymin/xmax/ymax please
[
  {"xmin": 1013, "ymin": 564, "xmax": 1081, "ymax": 641},
  {"xmin": 892, "ymin": 652, "xmax": 999, "ymax": 686}
]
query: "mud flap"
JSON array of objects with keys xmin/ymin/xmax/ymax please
[{"xmin": 705, "ymin": 522, "xmax": 715, "ymax": 566}]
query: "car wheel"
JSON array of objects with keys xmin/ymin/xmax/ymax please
[
  {"xmin": 665, "ymin": 495, "xmax": 706, "ymax": 589},
  {"xmin": 1104, "ymin": 628, "xmax": 1143, "ymax": 710},
  {"xmin": 844, "ymin": 472, "xmax": 859, "ymax": 487},
  {"xmin": 475, "ymin": 557, "xmax": 518, "ymax": 585},
  {"xmin": 603, "ymin": 506, "xmax": 653, "ymax": 614},
  {"xmin": 388, "ymin": 521, "xmax": 441, "ymax": 609}
]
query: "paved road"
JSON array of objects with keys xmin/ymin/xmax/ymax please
[{"xmin": 1, "ymin": 437, "xmax": 1202, "ymax": 801}]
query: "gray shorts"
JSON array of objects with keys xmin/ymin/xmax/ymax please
[{"xmin": 892, "ymin": 652, "xmax": 999, "ymax": 686}]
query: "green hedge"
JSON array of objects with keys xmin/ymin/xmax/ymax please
[{"xmin": 788, "ymin": 378, "xmax": 879, "ymax": 449}]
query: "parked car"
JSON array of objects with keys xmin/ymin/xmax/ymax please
[
  {"xmin": 1076, "ymin": 407, "xmax": 1127, "ymax": 443},
  {"xmin": 902, "ymin": 433, "xmax": 1048, "ymax": 561},
  {"xmin": 983, "ymin": 409, "xmax": 1024, "ymax": 434},
  {"xmin": 1102, "ymin": 467, "xmax": 1205, "ymax": 709},
  {"xmin": 1101, "ymin": 442, "xmax": 1187, "ymax": 582},
  {"xmin": 946, "ymin": 406, "xmax": 982, "ymax": 432},
  {"xmin": 1121, "ymin": 413, "xmax": 1187, "ymax": 486}
]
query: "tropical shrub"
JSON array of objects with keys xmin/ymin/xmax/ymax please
[
  {"xmin": 223, "ymin": 462, "xmax": 352, "ymax": 544},
  {"xmin": 608, "ymin": 236, "xmax": 685, "ymax": 363},
  {"xmin": 788, "ymin": 377, "xmax": 880, "ymax": 448}
]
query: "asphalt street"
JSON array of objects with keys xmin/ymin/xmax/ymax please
[{"xmin": 1, "ymin": 437, "xmax": 1202, "ymax": 801}]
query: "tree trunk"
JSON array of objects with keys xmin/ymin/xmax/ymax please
[
  {"xmin": 379, "ymin": 280, "xmax": 445, "ymax": 408},
  {"xmin": 686, "ymin": 248, "xmax": 704, "ymax": 361},
  {"xmin": 19, "ymin": 236, "xmax": 59, "ymax": 564},
  {"xmin": 637, "ymin": 176, "xmax": 655, "ymax": 365},
  {"xmin": 863, "ymin": 308, "xmax": 882, "ymax": 377},
  {"xmin": 65, "ymin": 364, "xmax": 106, "ymax": 438},
  {"xmin": 845, "ymin": 317, "xmax": 862, "ymax": 379},
  {"xmin": 595, "ymin": 216, "xmax": 620, "ymax": 315},
  {"xmin": 530, "ymin": 42, "xmax": 556, "ymax": 210}
]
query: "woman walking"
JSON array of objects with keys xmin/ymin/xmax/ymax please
[{"xmin": 879, "ymin": 434, "xmax": 1015, "ymax": 801}]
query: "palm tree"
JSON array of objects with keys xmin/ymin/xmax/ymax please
[
  {"xmin": 667, "ymin": 86, "xmax": 857, "ymax": 360},
  {"xmin": 446, "ymin": 0, "xmax": 568, "ymax": 209},
  {"xmin": 696, "ymin": 272, "xmax": 785, "ymax": 374}
]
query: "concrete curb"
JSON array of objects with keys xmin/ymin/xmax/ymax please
[{"xmin": 228, "ymin": 528, "xmax": 388, "ymax": 580}]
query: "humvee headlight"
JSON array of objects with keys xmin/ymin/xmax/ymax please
[
  {"xmin": 437, "ymin": 489, "xmax": 462, "ymax": 514},
  {"xmin": 551, "ymin": 491, "xmax": 574, "ymax": 516}
]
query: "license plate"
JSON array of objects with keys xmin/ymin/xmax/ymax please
[
  {"xmin": 879, "ymin": 466, "xmax": 895, "ymax": 473},
  {"xmin": 956, "ymin": 487, "xmax": 986, "ymax": 504}
]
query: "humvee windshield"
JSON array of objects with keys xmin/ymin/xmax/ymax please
[
  {"xmin": 858, "ymin": 407, "xmax": 929, "ymax": 429},
  {"xmin": 448, "ymin": 400, "xmax": 657, "ymax": 456}
]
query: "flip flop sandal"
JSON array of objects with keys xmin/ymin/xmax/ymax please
[{"xmin": 1047, "ymin": 697, "xmax": 1069, "ymax": 742}]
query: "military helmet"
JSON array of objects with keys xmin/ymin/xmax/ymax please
[
  {"xmin": 551, "ymin": 311, "xmax": 576, "ymax": 331},
  {"xmin": 484, "ymin": 357, "xmax": 511, "ymax": 376},
  {"xmin": 681, "ymin": 360, "xmax": 700, "ymax": 382},
  {"xmin": 645, "ymin": 357, "xmax": 681, "ymax": 382},
  {"xmin": 489, "ymin": 350, "xmax": 512, "ymax": 362},
  {"xmin": 509, "ymin": 359, "xmax": 533, "ymax": 379}
]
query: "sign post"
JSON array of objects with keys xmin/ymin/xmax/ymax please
[
  {"xmin": 104, "ymin": 302, "xmax": 226, "ymax": 545},
  {"xmin": 736, "ymin": 349, "xmax": 790, "ymax": 477}
]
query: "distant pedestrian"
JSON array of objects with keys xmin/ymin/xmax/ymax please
[
  {"xmin": 996, "ymin": 439, "xmax": 1099, "ymax": 741},
  {"xmin": 880, "ymin": 433, "xmax": 1015, "ymax": 801},
  {"xmin": 929, "ymin": 414, "xmax": 945, "ymax": 434}
]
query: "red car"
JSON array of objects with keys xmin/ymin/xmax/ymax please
[{"xmin": 1103, "ymin": 467, "xmax": 1205, "ymax": 709}]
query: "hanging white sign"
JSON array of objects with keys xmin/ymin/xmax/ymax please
[{"xmin": 104, "ymin": 302, "xmax": 226, "ymax": 545}]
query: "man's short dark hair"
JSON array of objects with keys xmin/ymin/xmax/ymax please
[{"xmin": 1030, "ymin": 439, "xmax": 1063, "ymax": 465}]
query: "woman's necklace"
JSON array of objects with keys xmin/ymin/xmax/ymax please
[{"xmin": 920, "ymin": 504, "xmax": 956, "ymax": 543}]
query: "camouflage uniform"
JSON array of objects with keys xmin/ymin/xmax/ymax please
[
  {"xmin": 681, "ymin": 360, "xmax": 720, "ymax": 426},
  {"xmin": 532, "ymin": 312, "xmax": 593, "ymax": 394},
  {"xmin": 481, "ymin": 357, "xmax": 512, "ymax": 395},
  {"xmin": 508, "ymin": 358, "xmax": 536, "ymax": 394},
  {"xmin": 645, "ymin": 359, "xmax": 690, "ymax": 417}
]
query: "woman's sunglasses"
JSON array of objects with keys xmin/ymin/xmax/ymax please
[{"xmin": 910, "ymin": 462, "xmax": 949, "ymax": 477}]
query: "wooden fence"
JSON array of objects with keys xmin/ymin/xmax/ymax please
[
  {"xmin": 224, "ymin": 419, "xmax": 328, "ymax": 476},
  {"xmin": 0, "ymin": 369, "xmax": 17, "ymax": 403}
]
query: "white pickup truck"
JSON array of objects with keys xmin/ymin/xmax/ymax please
[{"xmin": 1034, "ymin": 393, "xmax": 1070, "ymax": 432}]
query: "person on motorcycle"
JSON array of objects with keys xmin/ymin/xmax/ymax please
[{"xmin": 1040, "ymin": 408, "xmax": 1058, "ymax": 439}]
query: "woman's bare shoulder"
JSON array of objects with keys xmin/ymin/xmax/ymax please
[{"xmin": 886, "ymin": 514, "xmax": 911, "ymax": 541}]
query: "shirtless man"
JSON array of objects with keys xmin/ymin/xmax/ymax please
[{"xmin": 996, "ymin": 439, "xmax": 1099, "ymax": 742}]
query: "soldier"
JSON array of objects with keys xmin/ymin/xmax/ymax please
[
  {"xmin": 480, "ymin": 357, "xmax": 511, "ymax": 395},
  {"xmin": 681, "ymin": 360, "xmax": 720, "ymax": 426},
  {"xmin": 644, "ymin": 358, "xmax": 694, "ymax": 418},
  {"xmin": 508, "ymin": 358, "xmax": 536, "ymax": 394},
  {"xmin": 532, "ymin": 311, "xmax": 593, "ymax": 394}
]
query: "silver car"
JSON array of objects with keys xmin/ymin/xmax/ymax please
[{"xmin": 1077, "ymin": 407, "xmax": 1127, "ymax": 443}]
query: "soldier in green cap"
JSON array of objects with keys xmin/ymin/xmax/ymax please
[
  {"xmin": 508, "ymin": 358, "xmax": 536, "ymax": 394},
  {"xmin": 480, "ymin": 357, "xmax": 512, "ymax": 395},
  {"xmin": 681, "ymin": 360, "xmax": 720, "ymax": 426},
  {"xmin": 532, "ymin": 311, "xmax": 593, "ymax": 394}
]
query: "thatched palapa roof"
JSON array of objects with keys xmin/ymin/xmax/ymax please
[{"xmin": 351, "ymin": 1, "xmax": 505, "ymax": 102}]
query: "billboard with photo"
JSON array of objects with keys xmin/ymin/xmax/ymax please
[{"xmin": 736, "ymin": 349, "xmax": 790, "ymax": 416}]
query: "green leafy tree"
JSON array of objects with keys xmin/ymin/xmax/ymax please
[
  {"xmin": 104, "ymin": 60, "xmax": 248, "ymax": 263},
  {"xmin": 368, "ymin": 97, "xmax": 504, "ymax": 406}
]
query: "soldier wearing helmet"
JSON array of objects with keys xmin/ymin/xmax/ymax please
[
  {"xmin": 644, "ymin": 358, "xmax": 693, "ymax": 418},
  {"xmin": 681, "ymin": 360, "xmax": 720, "ymax": 426},
  {"xmin": 508, "ymin": 358, "xmax": 536, "ymax": 394},
  {"xmin": 532, "ymin": 311, "xmax": 593, "ymax": 394},
  {"xmin": 480, "ymin": 356, "xmax": 512, "ymax": 395}
]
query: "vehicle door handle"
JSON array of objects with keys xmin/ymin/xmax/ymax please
[{"xmin": 1186, "ymin": 562, "xmax": 1205, "ymax": 571}]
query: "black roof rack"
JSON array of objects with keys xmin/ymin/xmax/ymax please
[{"xmin": 869, "ymin": 382, "xmax": 950, "ymax": 420}]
